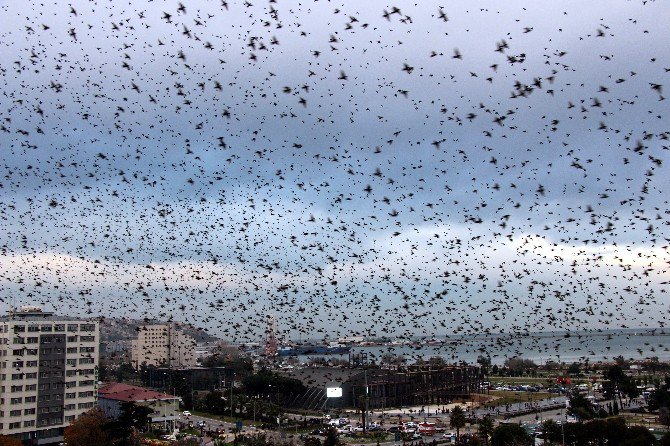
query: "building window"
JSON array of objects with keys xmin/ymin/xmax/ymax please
[
  {"xmin": 24, "ymin": 420, "xmax": 35, "ymax": 427},
  {"xmin": 40, "ymin": 325, "xmax": 53, "ymax": 332},
  {"xmin": 80, "ymin": 324, "xmax": 95, "ymax": 332},
  {"xmin": 9, "ymin": 422, "xmax": 21, "ymax": 429},
  {"xmin": 54, "ymin": 324, "xmax": 65, "ymax": 332},
  {"xmin": 67, "ymin": 324, "xmax": 79, "ymax": 332},
  {"xmin": 10, "ymin": 397, "xmax": 22, "ymax": 404},
  {"xmin": 10, "ymin": 410, "xmax": 21, "ymax": 417},
  {"xmin": 25, "ymin": 396, "xmax": 36, "ymax": 403},
  {"xmin": 24, "ymin": 408, "xmax": 36, "ymax": 415}
]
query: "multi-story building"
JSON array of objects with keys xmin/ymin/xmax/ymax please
[
  {"xmin": 98, "ymin": 383, "xmax": 179, "ymax": 433},
  {"xmin": 130, "ymin": 324, "xmax": 196, "ymax": 370},
  {"xmin": 0, "ymin": 305, "xmax": 99, "ymax": 445}
]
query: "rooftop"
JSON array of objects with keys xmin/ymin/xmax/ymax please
[
  {"xmin": 98, "ymin": 383, "xmax": 179, "ymax": 402},
  {"xmin": 0, "ymin": 313, "xmax": 94, "ymax": 322}
]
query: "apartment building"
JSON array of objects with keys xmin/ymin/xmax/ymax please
[
  {"xmin": 0, "ymin": 306, "xmax": 99, "ymax": 445},
  {"xmin": 130, "ymin": 324, "xmax": 196, "ymax": 370}
]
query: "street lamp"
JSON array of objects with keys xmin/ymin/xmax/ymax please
[{"xmin": 561, "ymin": 407, "xmax": 566, "ymax": 446}]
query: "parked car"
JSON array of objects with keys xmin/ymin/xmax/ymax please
[
  {"xmin": 442, "ymin": 432, "xmax": 456, "ymax": 443},
  {"xmin": 182, "ymin": 411, "xmax": 192, "ymax": 417}
]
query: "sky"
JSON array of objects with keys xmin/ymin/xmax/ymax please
[{"xmin": 0, "ymin": 0, "xmax": 669, "ymax": 347}]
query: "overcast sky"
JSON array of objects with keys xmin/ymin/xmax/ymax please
[{"xmin": 1, "ymin": 0, "xmax": 669, "ymax": 345}]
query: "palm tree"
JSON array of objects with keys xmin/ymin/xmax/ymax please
[
  {"xmin": 450, "ymin": 405, "xmax": 466, "ymax": 442},
  {"xmin": 478, "ymin": 414, "xmax": 494, "ymax": 446}
]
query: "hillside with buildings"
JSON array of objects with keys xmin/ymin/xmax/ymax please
[{"xmin": 99, "ymin": 317, "xmax": 221, "ymax": 344}]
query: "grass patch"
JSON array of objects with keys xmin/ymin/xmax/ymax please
[{"xmin": 480, "ymin": 391, "xmax": 552, "ymax": 408}]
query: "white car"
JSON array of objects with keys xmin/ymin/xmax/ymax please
[
  {"xmin": 442, "ymin": 432, "xmax": 456, "ymax": 442},
  {"xmin": 182, "ymin": 411, "xmax": 192, "ymax": 417}
]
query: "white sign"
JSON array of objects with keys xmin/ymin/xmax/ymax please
[{"xmin": 326, "ymin": 387, "xmax": 343, "ymax": 398}]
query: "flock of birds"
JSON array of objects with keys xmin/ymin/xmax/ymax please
[{"xmin": 0, "ymin": 0, "xmax": 669, "ymax": 363}]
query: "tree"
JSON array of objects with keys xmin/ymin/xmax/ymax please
[
  {"xmin": 490, "ymin": 423, "xmax": 532, "ymax": 446},
  {"xmin": 105, "ymin": 401, "xmax": 154, "ymax": 445},
  {"xmin": 0, "ymin": 436, "xmax": 22, "ymax": 446},
  {"xmin": 603, "ymin": 365, "xmax": 639, "ymax": 408},
  {"xmin": 619, "ymin": 425, "xmax": 657, "ymax": 446},
  {"xmin": 567, "ymin": 362, "xmax": 580, "ymax": 376},
  {"xmin": 477, "ymin": 355, "xmax": 492, "ymax": 375},
  {"xmin": 541, "ymin": 420, "xmax": 562, "ymax": 445},
  {"xmin": 478, "ymin": 414, "xmax": 494, "ymax": 445},
  {"xmin": 199, "ymin": 390, "xmax": 227, "ymax": 415},
  {"xmin": 648, "ymin": 376, "xmax": 670, "ymax": 411},
  {"xmin": 659, "ymin": 407, "xmax": 670, "ymax": 430},
  {"xmin": 503, "ymin": 358, "xmax": 537, "ymax": 376},
  {"xmin": 567, "ymin": 388, "xmax": 596, "ymax": 421},
  {"xmin": 323, "ymin": 427, "xmax": 343, "ymax": 446},
  {"xmin": 303, "ymin": 436, "xmax": 322, "ymax": 446},
  {"xmin": 64, "ymin": 409, "xmax": 113, "ymax": 446},
  {"xmin": 201, "ymin": 352, "xmax": 253, "ymax": 376},
  {"xmin": 450, "ymin": 405, "xmax": 466, "ymax": 441}
]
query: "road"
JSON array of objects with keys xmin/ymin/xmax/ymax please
[{"xmin": 179, "ymin": 393, "xmax": 647, "ymax": 445}]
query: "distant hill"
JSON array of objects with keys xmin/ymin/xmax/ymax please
[{"xmin": 99, "ymin": 317, "xmax": 221, "ymax": 344}]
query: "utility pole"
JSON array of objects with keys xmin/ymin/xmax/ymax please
[
  {"xmin": 561, "ymin": 406, "xmax": 565, "ymax": 446},
  {"xmin": 363, "ymin": 367, "xmax": 369, "ymax": 434},
  {"xmin": 230, "ymin": 375, "xmax": 234, "ymax": 419}
]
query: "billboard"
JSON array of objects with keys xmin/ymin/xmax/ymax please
[{"xmin": 326, "ymin": 387, "xmax": 343, "ymax": 398}]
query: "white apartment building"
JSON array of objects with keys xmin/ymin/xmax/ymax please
[
  {"xmin": 130, "ymin": 324, "xmax": 196, "ymax": 370},
  {"xmin": 0, "ymin": 306, "xmax": 99, "ymax": 445}
]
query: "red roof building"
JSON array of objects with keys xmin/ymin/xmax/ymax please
[{"xmin": 98, "ymin": 383, "xmax": 180, "ymax": 432}]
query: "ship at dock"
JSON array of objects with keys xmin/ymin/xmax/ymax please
[{"xmin": 277, "ymin": 343, "xmax": 351, "ymax": 356}]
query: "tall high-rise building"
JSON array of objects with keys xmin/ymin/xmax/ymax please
[
  {"xmin": 130, "ymin": 323, "xmax": 196, "ymax": 370},
  {"xmin": 0, "ymin": 306, "xmax": 99, "ymax": 445}
]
